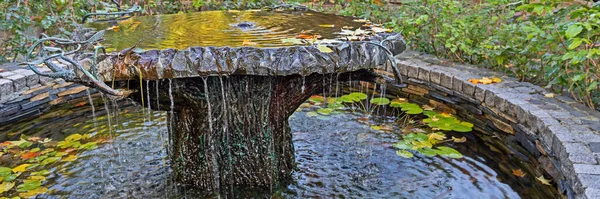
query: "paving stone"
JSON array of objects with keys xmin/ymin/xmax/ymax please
[
  {"xmin": 0, "ymin": 78, "xmax": 14, "ymax": 101},
  {"xmin": 560, "ymin": 143, "xmax": 598, "ymax": 165},
  {"xmin": 573, "ymin": 164, "xmax": 600, "ymax": 175},
  {"xmin": 12, "ymin": 69, "xmax": 39, "ymax": 87},
  {"xmin": 5, "ymin": 74, "xmax": 26, "ymax": 92},
  {"xmin": 430, "ymin": 70, "xmax": 441, "ymax": 85},
  {"xmin": 440, "ymin": 73, "xmax": 453, "ymax": 89},
  {"xmin": 513, "ymin": 86, "xmax": 537, "ymax": 94},
  {"xmin": 585, "ymin": 187, "xmax": 600, "ymax": 199},
  {"xmin": 0, "ymin": 71, "xmax": 15, "ymax": 78},
  {"xmin": 590, "ymin": 142, "xmax": 600, "ymax": 153}
]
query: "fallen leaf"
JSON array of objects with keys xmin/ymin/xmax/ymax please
[
  {"xmin": 319, "ymin": 24, "xmax": 335, "ymax": 28},
  {"xmin": 0, "ymin": 181, "xmax": 15, "ymax": 194},
  {"xmin": 371, "ymin": 26, "xmax": 392, "ymax": 33},
  {"xmin": 428, "ymin": 133, "xmax": 446, "ymax": 141},
  {"xmin": 342, "ymin": 26, "xmax": 353, "ymax": 29},
  {"xmin": 544, "ymin": 93, "xmax": 555, "ymax": 98},
  {"xmin": 27, "ymin": 137, "xmax": 41, "ymax": 142},
  {"xmin": 452, "ymin": 136, "xmax": 467, "ymax": 143},
  {"xmin": 61, "ymin": 155, "xmax": 78, "ymax": 162},
  {"xmin": 491, "ymin": 77, "xmax": 502, "ymax": 83},
  {"xmin": 422, "ymin": 105, "xmax": 434, "ymax": 111},
  {"xmin": 38, "ymin": 138, "xmax": 52, "ymax": 144},
  {"xmin": 18, "ymin": 186, "xmax": 48, "ymax": 198},
  {"xmin": 370, "ymin": 126, "xmax": 382, "ymax": 131},
  {"xmin": 21, "ymin": 151, "xmax": 40, "ymax": 160},
  {"xmin": 281, "ymin": 38, "xmax": 305, "ymax": 45},
  {"xmin": 512, "ymin": 169, "xmax": 526, "ymax": 177},
  {"xmin": 353, "ymin": 19, "xmax": 370, "ymax": 23},
  {"xmin": 242, "ymin": 39, "xmax": 257, "ymax": 46},
  {"xmin": 296, "ymin": 33, "xmax": 321, "ymax": 40},
  {"xmin": 440, "ymin": 112, "xmax": 453, "ymax": 118},
  {"xmin": 12, "ymin": 164, "xmax": 32, "ymax": 173},
  {"xmin": 316, "ymin": 45, "xmax": 333, "ymax": 53},
  {"xmin": 74, "ymin": 101, "xmax": 87, "ymax": 107},
  {"xmin": 536, "ymin": 175, "xmax": 552, "ymax": 185},
  {"xmin": 107, "ymin": 25, "xmax": 120, "ymax": 31}
]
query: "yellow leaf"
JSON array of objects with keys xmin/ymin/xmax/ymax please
[
  {"xmin": 431, "ymin": 116, "xmax": 439, "ymax": 122},
  {"xmin": 491, "ymin": 77, "xmax": 502, "ymax": 83},
  {"xmin": 370, "ymin": 126, "xmax": 382, "ymax": 131},
  {"xmin": 0, "ymin": 182, "xmax": 14, "ymax": 194},
  {"xmin": 452, "ymin": 136, "xmax": 467, "ymax": 143},
  {"xmin": 479, "ymin": 77, "xmax": 493, "ymax": 84},
  {"xmin": 512, "ymin": 169, "xmax": 526, "ymax": 177},
  {"xmin": 106, "ymin": 26, "xmax": 120, "ymax": 32},
  {"xmin": 65, "ymin": 134, "xmax": 82, "ymax": 142},
  {"xmin": 428, "ymin": 133, "xmax": 446, "ymax": 141},
  {"xmin": 440, "ymin": 112, "xmax": 453, "ymax": 118},
  {"xmin": 353, "ymin": 19, "xmax": 370, "ymax": 23},
  {"xmin": 422, "ymin": 105, "xmax": 434, "ymax": 111},
  {"xmin": 28, "ymin": 176, "xmax": 46, "ymax": 182},
  {"xmin": 544, "ymin": 93, "xmax": 555, "ymax": 98},
  {"xmin": 12, "ymin": 164, "xmax": 32, "ymax": 173},
  {"xmin": 316, "ymin": 45, "xmax": 333, "ymax": 53},
  {"xmin": 468, "ymin": 78, "xmax": 480, "ymax": 84},
  {"xmin": 242, "ymin": 39, "xmax": 257, "ymax": 46},
  {"xmin": 61, "ymin": 155, "xmax": 78, "ymax": 162},
  {"xmin": 18, "ymin": 186, "xmax": 48, "ymax": 198},
  {"xmin": 39, "ymin": 138, "xmax": 52, "ymax": 144},
  {"xmin": 319, "ymin": 24, "xmax": 335, "ymax": 28},
  {"xmin": 536, "ymin": 175, "xmax": 552, "ymax": 185}
]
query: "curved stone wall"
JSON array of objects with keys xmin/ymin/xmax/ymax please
[{"xmin": 380, "ymin": 51, "xmax": 600, "ymax": 199}]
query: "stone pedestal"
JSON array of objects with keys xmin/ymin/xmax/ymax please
[{"xmin": 128, "ymin": 70, "xmax": 378, "ymax": 194}]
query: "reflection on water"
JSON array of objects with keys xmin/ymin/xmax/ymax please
[
  {"xmin": 87, "ymin": 10, "xmax": 365, "ymax": 52},
  {"xmin": 0, "ymin": 97, "xmax": 549, "ymax": 198}
]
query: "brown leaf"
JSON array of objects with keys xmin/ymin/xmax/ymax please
[
  {"xmin": 21, "ymin": 151, "xmax": 41, "ymax": 160},
  {"xmin": 74, "ymin": 101, "xmax": 87, "ymax": 107},
  {"xmin": 452, "ymin": 136, "xmax": 467, "ymax": 143},
  {"xmin": 512, "ymin": 169, "xmax": 526, "ymax": 177},
  {"xmin": 27, "ymin": 137, "xmax": 41, "ymax": 142}
]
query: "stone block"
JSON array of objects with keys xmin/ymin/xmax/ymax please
[
  {"xmin": 430, "ymin": 70, "xmax": 441, "ymax": 85},
  {"xmin": 5, "ymin": 74, "xmax": 26, "ymax": 92},
  {"xmin": 589, "ymin": 142, "xmax": 600, "ymax": 153},
  {"xmin": 452, "ymin": 76, "xmax": 462, "ymax": 92},
  {"xmin": 57, "ymin": 86, "xmax": 88, "ymax": 97},
  {"xmin": 417, "ymin": 67, "xmax": 430, "ymax": 82},
  {"xmin": 0, "ymin": 78, "xmax": 14, "ymax": 100},
  {"xmin": 484, "ymin": 90, "xmax": 496, "ymax": 107},
  {"xmin": 559, "ymin": 143, "xmax": 598, "ymax": 165},
  {"xmin": 406, "ymin": 64, "xmax": 419, "ymax": 79},
  {"xmin": 30, "ymin": 92, "xmax": 49, "ymax": 102},
  {"xmin": 0, "ymin": 71, "xmax": 15, "ymax": 78},
  {"xmin": 461, "ymin": 81, "xmax": 476, "ymax": 97},
  {"xmin": 12, "ymin": 69, "xmax": 39, "ymax": 87},
  {"xmin": 440, "ymin": 72, "xmax": 453, "ymax": 89},
  {"xmin": 474, "ymin": 85, "xmax": 486, "ymax": 102},
  {"xmin": 573, "ymin": 164, "xmax": 600, "ymax": 175}
]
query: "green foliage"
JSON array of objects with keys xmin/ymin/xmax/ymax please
[{"xmin": 309, "ymin": 0, "xmax": 600, "ymax": 110}]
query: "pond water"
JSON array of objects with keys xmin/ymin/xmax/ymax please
[
  {"xmin": 87, "ymin": 10, "xmax": 366, "ymax": 52},
  {"xmin": 0, "ymin": 94, "xmax": 557, "ymax": 198}
]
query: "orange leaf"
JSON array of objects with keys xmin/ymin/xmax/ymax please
[
  {"xmin": 74, "ymin": 101, "xmax": 87, "ymax": 107},
  {"xmin": 512, "ymin": 169, "xmax": 526, "ymax": 177},
  {"xmin": 296, "ymin": 33, "xmax": 321, "ymax": 40},
  {"xmin": 21, "ymin": 151, "xmax": 41, "ymax": 160},
  {"xmin": 0, "ymin": 141, "xmax": 11, "ymax": 147},
  {"xmin": 468, "ymin": 78, "xmax": 480, "ymax": 84}
]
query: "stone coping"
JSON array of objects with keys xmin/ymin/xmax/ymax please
[
  {"xmin": 0, "ymin": 64, "xmax": 96, "ymax": 125},
  {"xmin": 389, "ymin": 51, "xmax": 600, "ymax": 199}
]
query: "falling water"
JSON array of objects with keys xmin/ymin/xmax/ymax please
[
  {"xmin": 146, "ymin": 80, "xmax": 151, "ymax": 111},
  {"xmin": 301, "ymin": 75, "xmax": 305, "ymax": 94},
  {"xmin": 201, "ymin": 77, "xmax": 220, "ymax": 192},
  {"xmin": 156, "ymin": 80, "xmax": 160, "ymax": 110},
  {"xmin": 218, "ymin": 76, "xmax": 233, "ymax": 187},
  {"xmin": 335, "ymin": 73, "xmax": 340, "ymax": 98},
  {"xmin": 86, "ymin": 89, "xmax": 97, "ymax": 127}
]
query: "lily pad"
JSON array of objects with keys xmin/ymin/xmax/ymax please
[
  {"xmin": 395, "ymin": 150, "xmax": 414, "ymax": 158},
  {"xmin": 0, "ymin": 167, "xmax": 11, "ymax": 177},
  {"xmin": 317, "ymin": 108, "xmax": 334, "ymax": 115},
  {"xmin": 370, "ymin": 97, "xmax": 390, "ymax": 105},
  {"xmin": 393, "ymin": 141, "xmax": 413, "ymax": 150},
  {"xmin": 417, "ymin": 148, "xmax": 438, "ymax": 157},
  {"xmin": 348, "ymin": 92, "xmax": 368, "ymax": 101},
  {"xmin": 436, "ymin": 146, "xmax": 463, "ymax": 159},
  {"xmin": 17, "ymin": 180, "xmax": 41, "ymax": 192},
  {"xmin": 306, "ymin": 111, "xmax": 319, "ymax": 117}
]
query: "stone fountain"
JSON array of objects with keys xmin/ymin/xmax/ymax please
[{"xmin": 24, "ymin": 5, "xmax": 406, "ymax": 194}]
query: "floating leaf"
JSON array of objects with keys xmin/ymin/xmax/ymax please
[
  {"xmin": 370, "ymin": 97, "xmax": 390, "ymax": 105},
  {"xmin": 319, "ymin": 24, "xmax": 335, "ymax": 28},
  {"xmin": 417, "ymin": 148, "xmax": 438, "ymax": 157},
  {"xmin": 316, "ymin": 45, "xmax": 333, "ymax": 53},
  {"xmin": 370, "ymin": 126, "xmax": 381, "ymax": 131},
  {"xmin": 436, "ymin": 146, "xmax": 463, "ymax": 159},
  {"xmin": 18, "ymin": 186, "xmax": 48, "ymax": 198},
  {"xmin": 242, "ymin": 39, "xmax": 257, "ymax": 46},
  {"xmin": 450, "ymin": 122, "xmax": 473, "ymax": 132},
  {"xmin": 393, "ymin": 141, "xmax": 413, "ymax": 150},
  {"xmin": 536, "ymin": 175, "xmax": 552, "ymax": 185},
  {"xmin": 512, "ymin": 169, "xmax": 526, "ymax": 177},
  {"xmin": 2, "ymin": 174, "xmax": 17, "ymax": 182},
  {"xmin": 281, "ymin": 38, "xmax": 304, "ymax": 45},
  {"xmin": 12, "ymin": 164, "xmax": 32, "ymax": 173},
  {"xmin": 30, "ymin": 170, "xmax": 50, "ymax": 176},
  {"xmin": 306, "ymin": 111, "xmax": 318, "ymax": 117},
  {"xmin": 348, "ymin": 92, "xmax": 368, "ymax": 100},
  {"xmin": 297, "ymin": 33, "xmax": 321, "ymax": 40},
  {"xmin": 79, "ymin": 142, "xmax": 98, "ymax": 150},
  {"xmin": 452, "ymin": 136, "xmax": 467, "ymax": 143},
  {"xmin": 62, "ymin": 155, "xmax": 78, "ymax": 162},
  {"xmin": 40, "ymin": 157, "xmax": 61, "ymax": 166},
  {"xmin": 17, "ymin": 180, "xmax": 41, "ymax": 192},
  {"xmin": 428, "ymin": 132, "xmax": 446, "ymax": 142},
  {"xmin": 317, "ymin": 108, "xmax": 333, "ymax": 115},
  {"xmin": 327, "ymin": 102, "xmax": 345, "ymax": 109},
  {"xmin": 0, "ymin": 182, "xmax": 14, "ymax": 194},
  {"xmin": 395, "ymin": 150, "xmax": 414, "ymax": 158},
  {"xmin": 65, "ymin": 134, "xmax": 83, "ymax": 142},
  {"xmin": 308, "ymin": 95, "xmax": 324, "ymax": 103},
  {"xmin": 38, "ymin": 138, "xmax": 52, "ymax": 144},
  {"xmin": 0, "ymin": 167, "xmax": 11, "ymax": 177}
]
